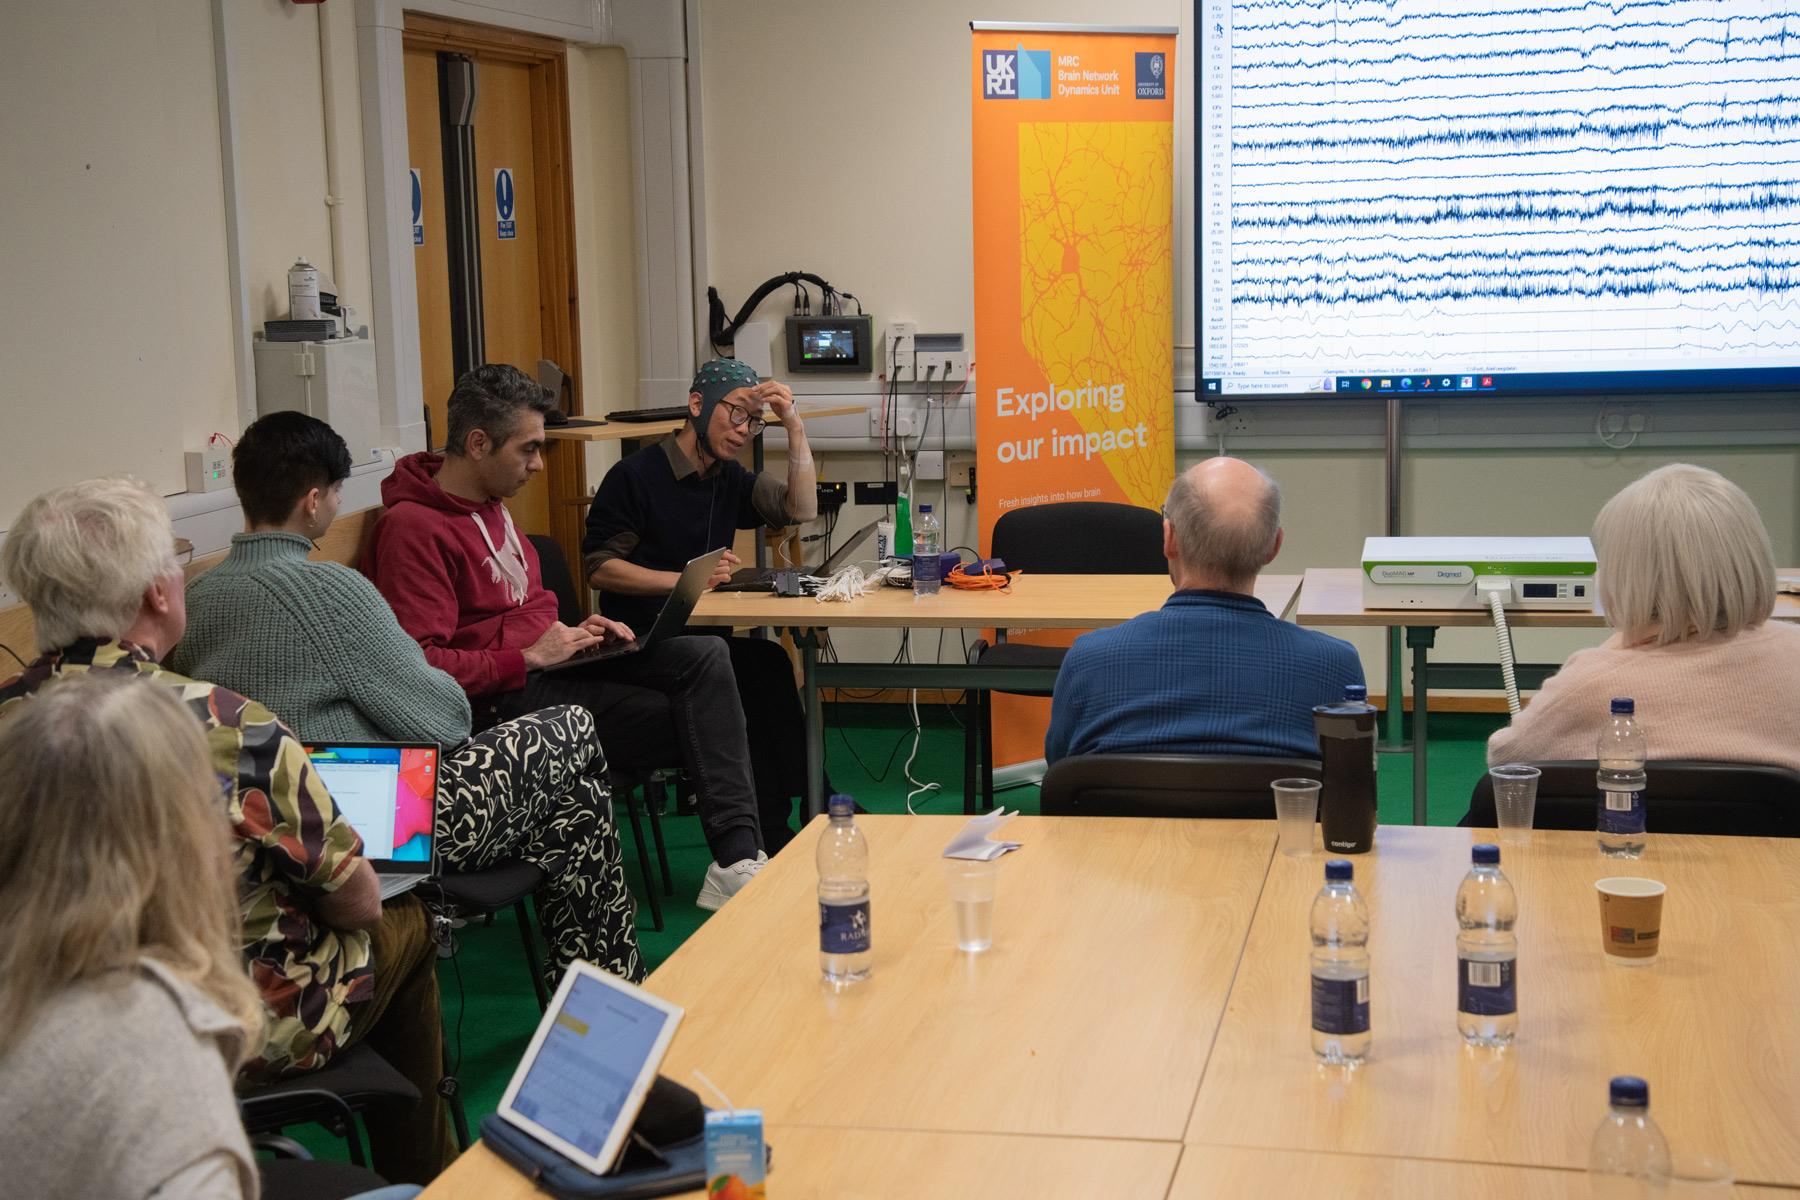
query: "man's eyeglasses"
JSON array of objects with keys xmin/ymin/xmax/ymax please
[{"xmin": 719, "ymin": 402, "xmax": 766, "ymax": 435}]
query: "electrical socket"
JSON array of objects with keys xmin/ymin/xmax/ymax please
[
  {"xmin": 915, "ymin": 450, "xmax": 945, "ymax": 480},
  {"xmin": 1625, "ymin": 412, "xmax": 1650, "ymax": 433},
  {"xmin": 947, "ymin": 453, "xmax": 974, "ymax": 487},
  {"xmin": 868, "ymin": 409, "xmax": 917, "ymax": 438},
  {"xmin": 887, "ymin": 321, "xmax": 916, "ymax": 374}
]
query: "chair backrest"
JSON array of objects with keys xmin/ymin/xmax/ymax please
[
  {"xmin": 991, "ymin": 501, "xmax": 1166, "ymax": 574},
  {"xmin": 527, "ymin": 534, "xmax": 584, "ymax": 627},
  {"xmin": 1461, "ymin": 760, "xmax": 1800, "ymax": 838},
  {"xmin": 1041, "ymin": 753, "xmax": 1322, "ymax": 818}
]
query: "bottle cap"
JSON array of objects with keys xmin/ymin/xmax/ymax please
[
  {"xmin": 1611, "ymin": 697, "xmax": 1635, "ymax": 715},
  {"xmin": 920, "ymin": 504, "xmax": 933, "ymax": 513},
  {"xmin": 1324, "ymin": 859, "xmax": 1353, "ymax": 882},
  {"xmin": 1609, "ymin": 1076, "xmax": 1649, "ymax": 1108},
  {"xmin": 1344, "ymin": 683, "xmax": 1368, "ymax": 702},
  {"xmin": 826, "ymin": 794, "xmax": 856, "ymax": 817},
  {"xmin": 1472, "ymin": 843, "xmax": 1500, "ymax": 865}
]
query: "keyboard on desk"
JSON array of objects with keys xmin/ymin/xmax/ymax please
[{"xmin": 603, "ymin": 406, "xmax": 693, "ymax": 423}]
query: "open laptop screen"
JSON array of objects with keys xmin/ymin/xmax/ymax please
[{"xmin": 305, "ymin": 742, "xmax": 437, "ymax": 865}]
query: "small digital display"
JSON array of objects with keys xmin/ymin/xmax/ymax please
[
  {"xmin": 803, "ymin": 327, "xmax": 855, "ymax": 360},
  {"xmin": 786, "ymin": 315, "xmax": 873, "ymax": 373},
  {"xmin": 1521, "ymin": 583, "xmax": 1558, "ymax": 599}
]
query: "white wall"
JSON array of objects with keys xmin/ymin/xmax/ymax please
[
  {"xmin": 0, "ymin": 0, "xmax": 239, "ymax": 518},
  {"xmin": 0, "ymin": 0, "xmax": 636, "ymax": 527}
]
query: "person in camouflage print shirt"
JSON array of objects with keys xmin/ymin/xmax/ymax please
[
  {"xmin": 0, "ymin": 638, "xmax": 371, "ymax": 1075},
  {"xmin": 0, "ymin": 479, "xmax": 454, "ymax": 1183}
]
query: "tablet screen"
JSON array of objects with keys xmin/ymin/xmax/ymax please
[{"xmin": 501, "ymin": 966, "xmax": 682, "ymax": 1170}]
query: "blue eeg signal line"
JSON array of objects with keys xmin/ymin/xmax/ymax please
[{"xmin": 1200, "ymin": 0, "xmax": 1800, "ymax": 390}]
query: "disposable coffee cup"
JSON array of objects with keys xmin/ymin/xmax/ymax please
[
  {"xmin": 1271, "ymin": 778, "xmax": 1321, "ymax": 857},
  {"xmin": 1596, "ymin": 876, "xmax": 1665, "ymax": 965}
]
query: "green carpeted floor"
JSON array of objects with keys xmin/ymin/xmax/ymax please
[{"xmin": 304, "ymin": 703, "xmax": 1506, "ymax": 1162}]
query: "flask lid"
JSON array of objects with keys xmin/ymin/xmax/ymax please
[
  {"xmin": 1609, "ymin": 1076, "xmax": 1649, "ymax": 1107},
  {"xmin": 1610, "ymin": 697, "xmax": 1635, "ymax": 715},
  {"xmin": 1324, "ymin": 859, "xmax": 1353, "ymax": 882},
  {"xmin": 826, "ymin": 794, "xmax": 856, "ymax": 817},
  {"xmin": 1344, "ymin": 683, "xmax": 1368, "ymax": 702},
  {"xmin": 1472, "ymin": 843, "xmax": 1500, "ymax": 865}
]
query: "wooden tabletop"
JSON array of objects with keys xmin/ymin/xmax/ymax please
[
  {"xmin": 421, "ymin": 1129, "xmax": 1180, "ymax": 1199},
  {"xmin": 1188, "ymin": 825, "xmax": 1800, "ymax": 1186},
  {"xmin": 689, "ymin": 573, "xmax": 1304, "ymax": 630},
  {"xmin": 642, "ymin": 814, "xmax": 1274, "ymax": 1141},
  {"xmin": 1170, "ymin": 1146, "xmax": 1786, "ymax": 1199},
  {"xmin": 1297, "ymin": 566, "xmax": 1800, "ymax": 628},
  {"xmin": 543, "ymin": 404, "xmax": 865, "ymax": 442}
]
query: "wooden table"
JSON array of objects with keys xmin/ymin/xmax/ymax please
[
  {"xmin": 542, "ymin": 404, "xmax": 864, "ymax": 443},
  {"xmin": 1170, "ymin": 1146, "xmax": 1788, "ymax": 1199},
  {"xmin": 423, "ymin": 1128, "xmax": 1180, "ymax": 1199},
  {"xmin": 1188, "ymin": 825, "xmax": 1800, "ymax": 1187},
  {"xmin": 1296, "ymin": 567, "xmax": 1800, "ymax": 822},
  {"xmin": 691, "ymin": 574, "xmax": 1304, "ymax": 815},
  {"xmin": 648, "ymin": 814, "xmax": 1273, "ymax": 1140}
]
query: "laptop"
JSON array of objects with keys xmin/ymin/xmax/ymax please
[
  {"xmin": 715, "ymin": 518, "xmax": 881, "ymax": 592},
  {"xmin": 496, "ymin": 961, "xmax": 684, "ymax": 1175},
  {"xmin": 540, "ymin": 547, "xmax": 727, "ymax": 673},
  {"xmin": 304, "ymin": 741, "xmax": 440, "ymax": 899}
]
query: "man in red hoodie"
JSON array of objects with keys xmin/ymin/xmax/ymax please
[{"xmin": 363, "ymin": 364, "xmax": 767, "ymax": 910}]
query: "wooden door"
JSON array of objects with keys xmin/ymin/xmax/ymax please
[
  {"xmin": 402, "ymin": 17, "xmax": 586, "ymax": 560},
  {"xmin": 471, "ymin": 57, "xmax": 549, "ymax": 535}
]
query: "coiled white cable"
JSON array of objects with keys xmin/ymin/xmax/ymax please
[{"xmin": 1486, "ymin": 588, "xmax": 1523, "ymax": 716}]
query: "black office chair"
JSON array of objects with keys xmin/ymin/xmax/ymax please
[
  {"xmin": 1460, "ymin": 760, "xmax": 1800, "ymax": 837},
  {"xmin": 963, "ymin": 502, "xmax": 1167, "ymax": 812},
  {"xmin": 430, "ymin": 861, "xmax": 552, "ymax": 1010},
  {"xmin": 256, "ymin": 1154, "xmax": 392, "ymax": 1200},
  {"xmin": 237, "ymin": 1044, "xmax": 422, "ymax": 1170},
  {"xmin": 1041, "ymin": 753, "xmax": 1322, "ymax": 818},
  {"xmin": 526, "ymin": 533, "xmax": 675, "ymax": 928}
]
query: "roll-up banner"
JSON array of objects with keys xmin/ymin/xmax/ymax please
[{"xmin": 970, "ymin": 22, "xmax": 1178, "ymax": 774}]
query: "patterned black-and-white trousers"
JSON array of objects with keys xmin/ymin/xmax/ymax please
[{"xmin": 435, "ymin": 704, "xmax": 644, "ymax": 983}]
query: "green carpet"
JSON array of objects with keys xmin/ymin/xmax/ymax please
[{"xmin": 298, "ymin": 702, "xmax": 1506, "ymax": 1162}]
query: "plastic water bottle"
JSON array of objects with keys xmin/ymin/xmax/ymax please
[
  {"xmin": 817, "ymin": 794, "xmax": 871, "ymax": 984},
  {"xmin": 1596, "ymin": 698, "xmax": 1647, "ymax": 858},
  {"xmin": 1589, "ymin": 1076, "xmax": 1670, "ymax": 1199},
  {"xmin": 1309, "ymin": 859, "xmax": 1371, "ymax": 1064},
  {"xmin": 1456, "ymin": 843, "xmax": 1518, "ymax": 1046},
  {"xmin": 912, "ymin": 504, "xmax": 942, "ymax": 596}
]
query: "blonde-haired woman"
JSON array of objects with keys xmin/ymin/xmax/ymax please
[
  {"xmin": 1488, "ymin": 463, "xmax": 1800, "ymax": 770},
  {"xmin": 0, "ymin": 673, "xmax": 263, "ymax": 1198}
]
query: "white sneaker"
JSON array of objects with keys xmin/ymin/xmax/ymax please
[{"xmin": 696, "ymin": 851, "xmax": 768, "ymax": 912}]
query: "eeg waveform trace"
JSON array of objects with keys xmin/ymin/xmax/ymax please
[{"xmin": 1198, "ymin": 0, "xmax": 1800, "ymax": 396}]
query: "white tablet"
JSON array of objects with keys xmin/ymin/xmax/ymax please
[{"xmin": 496, "ymin": 961, "xmax": 685, "ymax": 1174}]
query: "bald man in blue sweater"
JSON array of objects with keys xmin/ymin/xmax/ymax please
[{"xmin": 1045, "ymin": 458, "xmax": 1364, "ymax": 764}]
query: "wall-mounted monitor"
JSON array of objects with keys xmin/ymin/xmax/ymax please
[
  {"xmin": 1195, "ymin": 0, "xmax": 1800, "ymax": 400},
  {"xmin": 786, "ymin": 315, "xmax": 874, "ymax": 373}
]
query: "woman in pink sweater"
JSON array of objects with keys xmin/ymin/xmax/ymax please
[{"xmin": 1488, "ymin": 463, "xmax": 1800, "ymax": 772}]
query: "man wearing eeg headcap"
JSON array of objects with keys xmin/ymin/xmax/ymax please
[{"xmin": 583, "ymin": 359, "xmax": 823, "ymax": 854}]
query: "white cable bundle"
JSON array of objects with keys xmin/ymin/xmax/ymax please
[{"xmin": 814, "ymin": 564, "xmax": 880, "ymax": 603}]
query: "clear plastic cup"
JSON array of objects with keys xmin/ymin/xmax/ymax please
[
  {"xmin": 1488, "ymin": 763, "xmax": 1542, "ymax": 844},
  {"xmin": 943, "ymin": 859, "xmax": 999, "ymax": 952},
  {"xmin": 1271, "ymin": 778, "xmax": 1321, "ymax": 857}
]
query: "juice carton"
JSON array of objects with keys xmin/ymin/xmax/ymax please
[{"xmin": 703, "ymin": 1108, "xmax": 765, "ymax": 1199}]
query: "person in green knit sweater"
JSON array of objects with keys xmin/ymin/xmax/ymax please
[{"xmin": 172, "ymin": 412, "xmax": 641, "ymax": 986}]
